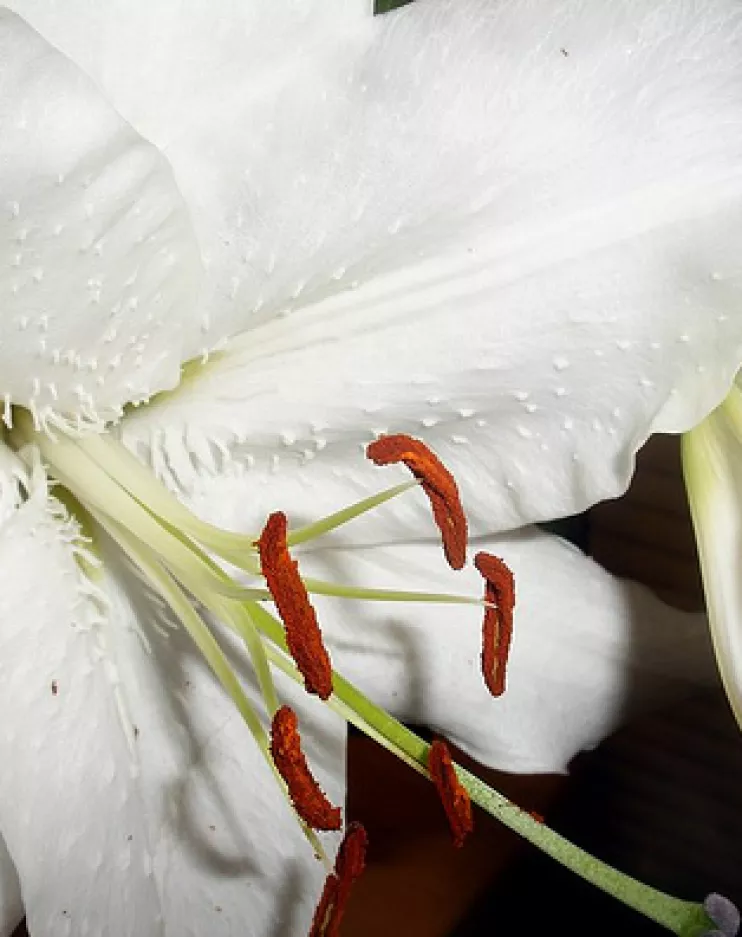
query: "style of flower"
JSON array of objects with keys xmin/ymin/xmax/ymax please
[{"xmin": 0, "ymin": 1, "xmax": 741, "ymax": 935}]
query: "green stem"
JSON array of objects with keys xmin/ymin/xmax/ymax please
[{"xmin": 459, "ymin": 770, "xmax": 707, "ymax": 935}]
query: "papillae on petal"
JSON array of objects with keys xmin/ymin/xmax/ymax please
[
  {"xmin": 0, "ymin": 10, "xmax": 204, "ymax": 427},
  {"xmin": 122, "ymin": 0, "xmax": 742, "ymax": 543}
]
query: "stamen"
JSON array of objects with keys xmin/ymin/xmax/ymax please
[
  {"xmin": 256, "ymin": 511, "xmax": 333, "ymax": 700},
  {"xmin": 474, "ymin": 551, "xmax": 516, "ymax": 697},
  {"xmin": 366, "ymin": 434, "xmax": 467, "ymax": 569},
  {"xmin": 270, "ymin": 706, "xmax": 342, "ymax": 831},
  {"xmin": 428, "ymin": 739, "xmax": 473, "ymax": 848},
  {"xmin": 6, "ymin": 406, "xmax": 729, "ymax": 936},
  {"xmin": 309, "ymin": 822, "xmax": 368, "ymax": 937}
]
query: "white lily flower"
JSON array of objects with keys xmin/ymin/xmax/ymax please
[{"xmin": 0, "ymin": 1, "xmax": 741, "ymax": 935}]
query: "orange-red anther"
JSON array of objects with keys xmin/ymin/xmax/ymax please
[
  {"xmin": 474, "ymin": 552, "xmax": 516, "ymax": 697},
  {"xmin": 309, "ymin": 823, "xmax": 368, "ymax": 937},
  {"xmin": 256, "ymin": 511, "xmax": 333, "ymax": 700},
  {"xmin": 428, "ymin": 739, "xmax": 473, "ymax": 849},
  {"xmin": 366, "ymin": 434, "xmax": 467, "ymax": 570},
  {"xmin": 270, "ymin": 706, "xmax": 342, "ymax": 832},
  {"xmin": 309, "ymin": 876, "xmax": 338, "ymax": 937}
]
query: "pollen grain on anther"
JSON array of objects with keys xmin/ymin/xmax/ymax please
[
  {"xmin": 474, "ymin": 551, "xmax": 515, "ymax": 697},
  {"xmin": 270, "ymin": 706, "xmax": 342, "ymax": 832},
  {"xmin": 428, "ymin": 739, "xmax": 473, "ymax": 849},
  {"xmin": 256, "ymin": 511, "xmax": 333, "ymax": 700},
  {"xmin": 366, "ymin": 433, "xmax": 467, "ymax": 569},
  {"xmin": 309, "ymin": 822, "xmax": 368, "ymax": 937}
]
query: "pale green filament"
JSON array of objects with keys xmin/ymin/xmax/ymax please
[
  {"xmin": 286, "ymin": 480, "xmax": 417, "ymax": 546},
  {"xmin": 301, "ymin": 578, "xmax": 489, "ymax": 605},
  {"xmin": 7, "ymin": 410, "xmax": 719, "ymax": 936}
]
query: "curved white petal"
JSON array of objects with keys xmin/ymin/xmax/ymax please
[
  {"xmin": 0, "ymin": 480, "xmax": 163, "ymax": 935},
  {"xmin": 0, "ymin": 446, "xmax": 41, "ymax": 937},
  {"xmin": 123, "ymin": 0, "xmax": 742, "ymax": 534},
  {"xmin": 299, "ymin": 529, "xmax": 718, "ymax": 774},
  {"xmin": 0, "ymin": 833, "xmax": 22, "ymax": 937},
  {"xmin": 682, "ymin": 385, "xmax": 742, "ymax": 729},
  {"xmin": 0, "ymin": 478, "xmax": 344, "ymax": 934},
  {"xmin": 105, "ymin": 576, "xmax": 345, "ymax": 937},
  {"xmin": 4, "ymin": 1, "xmax": 373, "ymax": 147},
  {"xmin": 0, "ymin": 11, "xmax": 204, "ymax": 425}
]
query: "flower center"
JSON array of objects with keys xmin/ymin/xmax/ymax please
[{"xmin": 4, "ymin": 410, "xmax": 492, "ymax": 853}]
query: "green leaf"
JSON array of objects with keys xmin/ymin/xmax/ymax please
[{"xmin": 374, "ymin": 0, "xmax": 415, "ymax": 14}]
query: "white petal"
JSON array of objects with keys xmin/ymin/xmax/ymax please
[
  {"xmin": 105, "ymin": 578, "xmax": 345, "ymax": 937},
  {"xmin": 0, "ymin": 480, "xmax": 344, "ymax": 935},
  {"xmin": 0, "ymin": 482, "xmax": 163, "ymax": 934},
  {"xmin": 299, "ymin": 529, "xmax": 718, "ymax": 774},
  {"xmin": 123, "ymin": 0, "xmax": 742, "ymax": 534},
  {"xmin": 682, "ymin": 385, "xmax": 742, "ymax": 728},
  {"xmin": 4, "ymin": 0, "xmax": 373, "ymax": 147},
  {"xmin": 0, "ymin": 833, "xmax": 22, "ymax": 937},
  {"xmin": 0, "ymin": 11, "xmax": 204, "ymax": 425},
  {"xmin": 0, "ymin": 447, "xmax": 37, "ymax": 937}
]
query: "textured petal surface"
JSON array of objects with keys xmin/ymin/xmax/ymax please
[
  {"xmin": 4, "ymin": 0, "xmax": 373, "ymax": 147},
  {"xmin": 0, "ymin": 479, "xmax": 344, "ymax": 936},
  {"xmin": 296, "ymin": 529, "xmax": 718, "ymax": 773},
  {"xmin": 0, "ymin": 11, "xmax": 203, "ymax": 425},
  {"xmin": 683, "ymin": 385, "xmax": 742, "ymax": 729},
  {"xmin": 121, "ymin": 0, "xmax": 742, "ymax": 536}
]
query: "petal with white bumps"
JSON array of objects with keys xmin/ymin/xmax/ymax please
[
  {"xmin": 0, "ymin": 11, "xmax": 204, "ymax": 426},
  {"xmin": 121, "ymin": 0, "xmax": 742, "ymax": 537}
]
